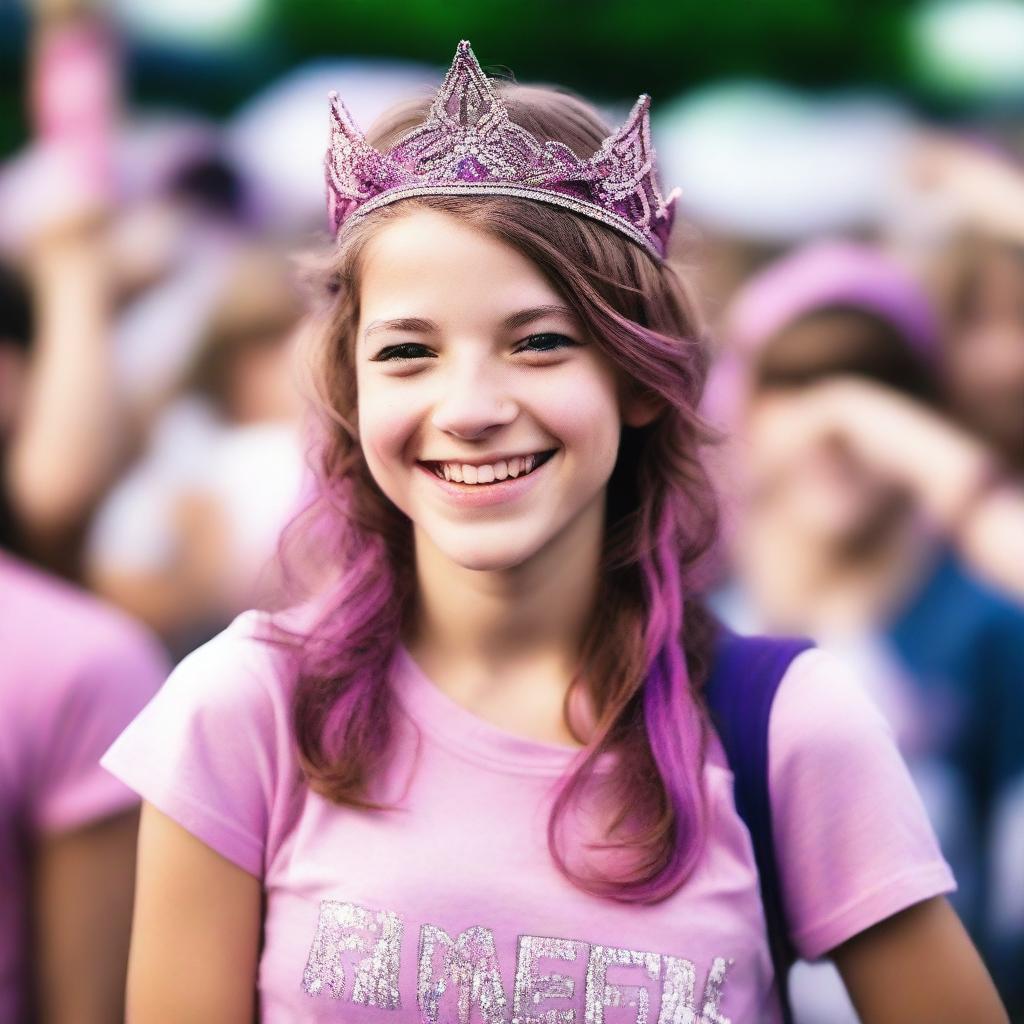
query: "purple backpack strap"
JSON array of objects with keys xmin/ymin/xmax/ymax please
[{"xmin": 703, "ymin": 623, "xmax": 816, "ymax": 1024}]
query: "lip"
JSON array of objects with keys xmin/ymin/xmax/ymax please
[
  {"xmin": 417, "ymin": 449, "xmax": 558, "ymax": 508},
  {"xmin": 417, "ymin": 449, "xmax": 551, "ymax": 470}
]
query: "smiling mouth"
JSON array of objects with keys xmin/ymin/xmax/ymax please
[{"xmin": 421, "ymin": 449, "xmax": 558, "ymax": 485}]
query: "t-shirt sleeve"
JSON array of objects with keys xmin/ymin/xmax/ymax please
[
  {"xmin": 768, "ymin": 647, "xmax": 956, "ymax": 960},
  {"xmin": 100, "ymin": 612, "xmax": 290, "ymax": 878},
  {"xmin": 30, "ymin": 620, "xmax": 169, "ymax": 835}
]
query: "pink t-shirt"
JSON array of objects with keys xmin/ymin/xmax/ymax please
[
  {"xmin": 102, "ymin": 610, "xmax": 954, "ymax": 1023},
  {"xmin": 0, "ymin": 554, "xmax": 168, "ymax": 1023}
]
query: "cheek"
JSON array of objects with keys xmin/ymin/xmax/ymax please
[
  {"xmin": 545, "ymin": 364, "xmax": 622, "ymax": 464},
  {"xmin": 355, "ymin": 379, "xmax": 425, "ymax": 484}
]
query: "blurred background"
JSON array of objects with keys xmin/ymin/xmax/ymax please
[{"xmin": 0, "ymin": 0, "xmax": 1022, "ymax": 1021}]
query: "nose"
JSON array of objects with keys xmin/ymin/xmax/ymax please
[{"xmin": 430, "ymin": 365, "xmax": 519, "ymax": 440}]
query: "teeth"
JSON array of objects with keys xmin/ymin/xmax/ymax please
[{"xmin": 431, "ymin": 452, "xmax": 549, "ymax": 485}]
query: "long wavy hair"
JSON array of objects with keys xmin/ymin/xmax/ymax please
[{"xmin": 266, "ymin": 81, "xmax": 724, "ymax": 903}]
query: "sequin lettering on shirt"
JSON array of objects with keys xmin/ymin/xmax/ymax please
[
  {"xmin": 417, "ymin": 923, "xmax": 509, "ymax": 1024},
  {"xmin": 512, "ymin": 934, "xmax": 589, "ymax": 1024},
  {"xmin": 301, "ymin": 900, "xmax": 403, "ymax": 1008},
  {"xmin": 698, "ymin": 958, "xmax": 734, "ymax": 1024},
  {"xmin": 656, "ymin": 956, "xmax": 698, "ymax": 1024},
  {"xmin": 301, "ymin": 902, "xmax": 742, "ymax": 1021},
  {"xmin": 585, "ymin": 945, "xmax": 663, "ymax": 1024}
]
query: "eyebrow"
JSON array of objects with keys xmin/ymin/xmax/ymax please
[
  {"xmin": 361, "ymin": 304, "xmax": 579, "ymax": 342},
  {"xmin": 362, "ymin": 316, "xmax": 437, "ymax": 343},
  {"xmin": 502, "ymin": 304, "xmax": 579, "ymax": 332}
]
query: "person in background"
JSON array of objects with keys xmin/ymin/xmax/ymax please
[
  {"xmin": 0, "ymin": 1, "xmax": 255, "ymax": 580},
  {"xmin": 897, "ymin": 133, "xmax": 1024, "ymax": 478},
  {"xmin": 705, "ymin": 240, "xmax": 1024, "ymax": 1018},
  {"xmin": 0, "ymin": 11, "xmax": 125, "ymax": 575},
  {"xmin": 0, "ymin": 259, "xmax": 170, "ymax": 1023},
  {"xmin": 933, "ymin": 233, "xmax": 1024, "ymax": 475},
  {"xmin": 85, "ymin": 243, "xmax": 306, "ymax": 655}
]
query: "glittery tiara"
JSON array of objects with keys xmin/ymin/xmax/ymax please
[{"xmin": 325, "ymin": 40, "xmax": 679, "ymax": 258}]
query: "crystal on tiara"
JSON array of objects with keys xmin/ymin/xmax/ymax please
[{"xmin": 325, "ymin": 40, "xmax": 679, "ymax": 258}]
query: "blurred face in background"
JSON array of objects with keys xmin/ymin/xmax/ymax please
[
  {"xmin": 109, "ymin": 155, "xmax": 246, "ymax": 304},
  {"xmin": 224, "ymin": 326, "xmax": 304, "ymax": 424},
  {"xmin": 941, "ymin": 242, "xmax": 1024, "ymax": 468},
  {"xmin": 183, "ymin": 246, "xmax": 305, "ymax": 425},
  {"xmin": 741, "ymin": 309, "xmax": 935, "ymax": 547}
]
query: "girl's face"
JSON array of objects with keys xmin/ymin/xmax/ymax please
[{"xmin": 354, "ymin": 208, "xmax": 635, "ymax": 573}]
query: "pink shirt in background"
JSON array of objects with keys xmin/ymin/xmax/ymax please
[
  {"xmin": 102, "ymin": 610, "xmax": 954, "ymax": 1023},
  {"xmin": 0, "ymin": 554, "xmax": 168, "ymax": 1023}
]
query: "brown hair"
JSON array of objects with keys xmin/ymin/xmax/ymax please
[
  {"xmin": 752, "ymin": 306, "xmax": 940, "ymax": 405},
  {"xmin": 182, "ymin": 245, "xmax": 303, "ymax": 416}
]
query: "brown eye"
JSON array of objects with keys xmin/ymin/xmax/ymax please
[
  {"xmin": 516, "ymin": 333, "xmax": 577, "ymax": 353},
  {"xmin": 372, "ymin": 343, "xmax": 436, "ymax": 362}
]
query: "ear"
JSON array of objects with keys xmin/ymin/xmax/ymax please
[{"xmin": 620, "ymin": 384, "xmax": 665, "ymax": 428}]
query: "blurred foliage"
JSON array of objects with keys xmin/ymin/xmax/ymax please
[
  {"xmin": 0, "ymin": 4, "xmax": 29, "ymax": 156},
  {"xmin": 276, "ymin": 0, "xmax": 913, "ymax": 101},
  {"xmin": 0, "ymin": 0, "xmax": 959, "ymax": 157}
]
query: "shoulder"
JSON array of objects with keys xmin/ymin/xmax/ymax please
[
  {"xmin": 173, "ymin": 608, "xmax": 285, "ymax": 682},
  {"xmin": 768, "ymin": 646, "xmax": 897, "ymax": 768},
  {"xmin": 0, "ymin": 554, "xmax": 167, "ymax": 671},
  {"xmin": 765, "ymin": 646, "xmax": 955, "ymax": 959},
  {"xmin": 100, "ymin": 610, "xmax": 299, "ymax": 877},
  {"xmin": 0, "ymin": 555, "xmax": 168, "ymax": 728},
  {"xmin": 894, "ymin": 543, "xmax": 1024, "ymax": 647},
  {"xmin": 140, "ymin": 609, "xmax": 295, "ymax": 738},
  {"xmin": 0, "ymin": 557, "xmax": 171, "ymax": 832},
  {"xmin": 945, "ymin": 547, "xmax": 1024, "ymax": 621}
]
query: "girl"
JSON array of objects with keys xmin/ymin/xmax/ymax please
[{"xmin": 102, "ymin": 43, "xmax": 1007, "ymax": 1023}]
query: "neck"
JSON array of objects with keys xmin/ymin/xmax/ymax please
[{"xmin": 406, "ymin": 503, "xmax": 604, "ymax": 695}]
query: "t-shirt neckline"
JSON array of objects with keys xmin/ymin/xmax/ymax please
[{"xmin": 389, "ymin": 645, "xmax": 591, "ymax": 777}]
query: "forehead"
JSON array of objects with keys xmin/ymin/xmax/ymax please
[{"xmin": 357, "ymin": 207, "xmax": 563, "ymax": 321}]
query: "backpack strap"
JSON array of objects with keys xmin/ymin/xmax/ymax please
[{"xmin": 703, "ymin": 623, "xmax": 816, "ymax": 1024}]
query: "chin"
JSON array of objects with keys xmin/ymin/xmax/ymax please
[{"xmin": 436, "ymin": 541, "xmax": 540, "ymax": 573}]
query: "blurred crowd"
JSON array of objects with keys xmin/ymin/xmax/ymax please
[{"xmin": 1, "ymin": 4, "xmax": 1022, "ymax": 1023}]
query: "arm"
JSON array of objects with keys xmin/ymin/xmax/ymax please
[
  {"xmin": 6, "ymin": 10, "xmax": 130, "ymax": 555},
  {"xmin": 906, "ymin": 133, "xmax": 1024, "ymax": 245},
  {"xmin": 832, "ymin": 896, "xmax": 1008, "ymax": 1024},
  {"xmin": 784, "ymin": 376, "xmax": 1024, "ymax": 602},
  {"xmin": 10, "ymin": 230, "xmax": 129, "ymax": 547},
  {"xmin": 126, "ymin": 801, "xmax": 262, "ymax": 1023},
  {"xmin": 32, "ymin": 810, "xmax": 139, "ymax": 1024}
]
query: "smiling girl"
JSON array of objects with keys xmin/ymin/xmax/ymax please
[{"xmin": 101, "ymin": 43, "xmax": 1007, "ymax": 1024}]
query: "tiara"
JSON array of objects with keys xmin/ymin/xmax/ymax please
[{"xmin": 325, "ymin": 41, "xmax": 679, "ymax": 259}]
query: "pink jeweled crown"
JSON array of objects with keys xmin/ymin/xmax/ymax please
[{"xmin": 325, "ymin": 40, "xmax": 679, "ymax": 259}]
